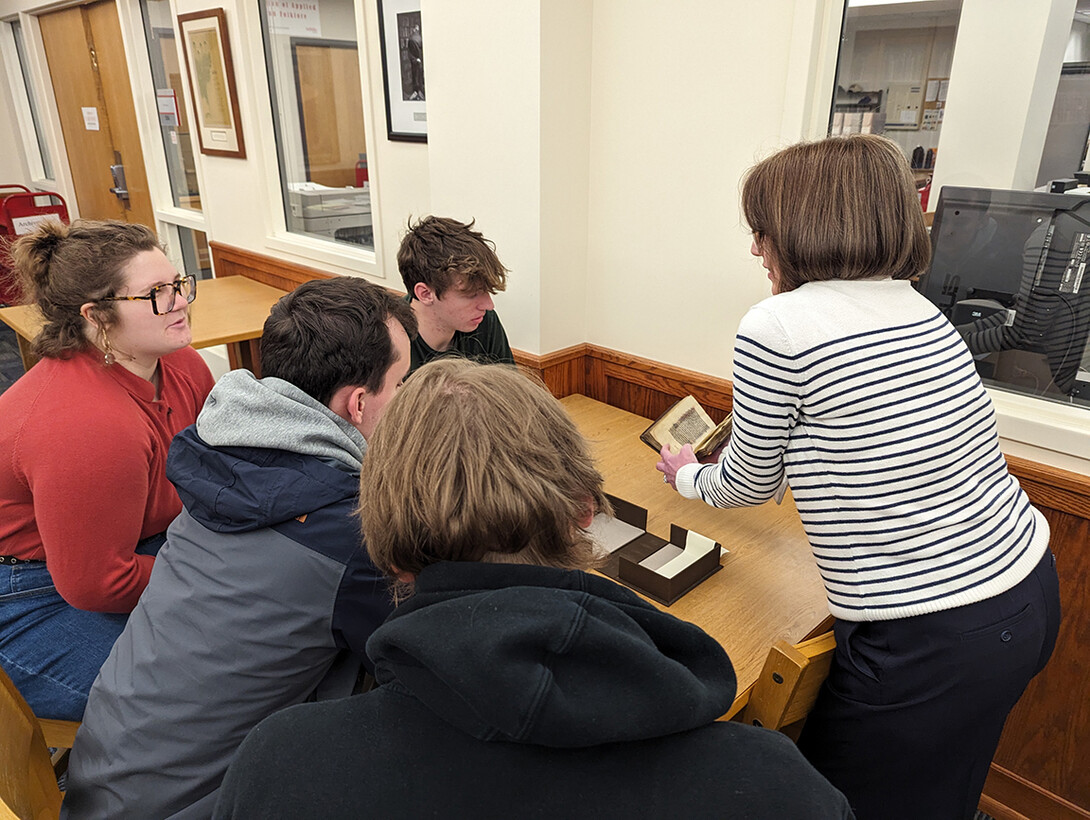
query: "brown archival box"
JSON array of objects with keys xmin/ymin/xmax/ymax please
[{"xmin": 591, "ymin": 494, "xmax": 722, "ymax": 606}]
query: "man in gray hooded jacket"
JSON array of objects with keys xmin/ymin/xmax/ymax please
[{"xmin": 62, "ymin": 278, "xmax": 417, "ymax": 820}]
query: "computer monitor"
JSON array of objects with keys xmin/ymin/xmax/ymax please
[{"xmin": 918, "ymin": 186, "xmax": 1090, "ymax": 403}]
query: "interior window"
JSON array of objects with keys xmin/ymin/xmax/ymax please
[
  {"xmin": 829, "ymin": 0, "xmax": 963, "ymax": 207},
  {"xmin": 9, "ymin": 19, "xmax": 53, "ymax": 180},
  {"xmin": 259, "ymin": 0, "xmax": 373, "ymax": 250},
  {"xmin": 1035, "ymin": 1, "xmax": 1090, "ymax": 189},
  {"xmin": 139, "ymin": 0, "xmax": 203, "ymax": 212},
  {"xmin": 162, "ymin": 224, "xmax": 213, "ymax": 280}
]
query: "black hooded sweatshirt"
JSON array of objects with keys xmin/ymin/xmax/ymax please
[{"xmin": 214, "ymin": 562, "xmax": 853, "ymax": 819}]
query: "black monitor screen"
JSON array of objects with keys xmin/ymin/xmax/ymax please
[{"xmin": 918, "ymin": 186, "xmax": 1090, "ymax": 403}]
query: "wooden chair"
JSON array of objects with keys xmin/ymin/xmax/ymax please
[
  {"xmin": 36, "ymin": 720, "xmax": 80, "ymax": 753},
  {"xmin": 0, "ymin": 665, "xmax": 65, "ymax": 819},
  {"xmin": 738, "ymin": 630, "xmax": 836, "ymax": 739}
]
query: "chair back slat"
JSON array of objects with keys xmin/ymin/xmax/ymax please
[
  {"xmin": 0, "ymin": 667, "xmax": 63, "ymax": 819},
  {"xmin": 742, "ymin": 631, "xmax": 836, "ymax": 734}
]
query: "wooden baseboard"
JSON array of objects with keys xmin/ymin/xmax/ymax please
[
  {"xmin": 981, "ymin": 765, "xmax": 1090, "ymax": 820},
  {"xmin": 211, "ymin": 242, "xmax": 335, "ymax": 291},
  {"xmin": 513, "ymin": 344, "xmax": 587, "ymax": 398},
  {"xmin": 582, "ymin": 344, "xmax": 734, "ymax": 423},
  {"xmin": 1005, "ymin": 455, "xmax": 1090, "ymax": 519},
  {"xmin": 519, "ymin": 343, "xmax": 735, "ymax": 421}
]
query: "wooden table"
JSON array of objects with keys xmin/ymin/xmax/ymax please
[
  {"xmin": 0, "ymin": 275, "xmax": 287, "ymax": 375},
  {"xmin": 561, "ymin": 394, "xmax": 830, "ymax": 708}
]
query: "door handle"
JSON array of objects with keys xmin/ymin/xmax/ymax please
[
  {"xmin": 109, "ymin": 164, "xmax": 128, "ymax": 201},
  {"xmin": 109, "ymin": 151, "xmax": 129, "ymax": 203}
]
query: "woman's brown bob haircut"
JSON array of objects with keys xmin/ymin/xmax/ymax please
[
  {"xmin": 741, "ymin": 134, "xmax": 931, "ymax": 292},
  {"xmin": 359, "ymin": 359, "xmax": 610, "ymax": 579},
  {"xmin": 5, "ymin": 218, "xmax": 160, "ymax": 358}
]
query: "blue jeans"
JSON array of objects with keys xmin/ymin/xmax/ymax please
[{"xmin": 0, "ymin": 535, "xmax": 165, "ymax": 721}]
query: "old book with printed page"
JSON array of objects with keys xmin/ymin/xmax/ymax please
[
  {"xmin": 639, "ymin": 395, "xmax": 732, "ymax": 459},
  {"xmin": 641, "ymin": 395, "xmax": 789, "ymax": 505}
]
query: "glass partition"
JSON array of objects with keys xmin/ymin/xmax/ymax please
[
  {"xmin": 139, "ymin": 0, "xmax": 202, "ymax": 212},
  {"xmin": 829, "ymin": 0, "xmax": 963, "ymax": 205},
  {"xmin": 167, "ymin": 224, "xmax": 213, "ymax": 280},
  {"xmin": 1035, "ymin": 2, "xmax": 1090, "ymax": 189},
  {"xmin": 10, "ymin": 20, "xmax": 53, "ymax": 181},
  {"xmin": 260, "ymin": 0, "xmax": 373, "ymax": 250},
  {"xmin": 919, "ymin": 186, "xmax": 1090, "ymax": 409}
]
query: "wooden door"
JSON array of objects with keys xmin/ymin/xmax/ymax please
[{"xmin": 39, "ymin": 1, "xmax": 156, "ymax": 229}]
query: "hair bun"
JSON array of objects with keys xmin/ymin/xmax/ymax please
[{"xmin": 10, "ymin": 218, "xmax": 70, "ymax": 300}]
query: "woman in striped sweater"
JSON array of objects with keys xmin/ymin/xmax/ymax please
[{"xmin": 657, "ymin": 134, "xmax": 1060, "ymax": 820}]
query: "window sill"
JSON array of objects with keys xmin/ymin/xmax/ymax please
[
  {"xmin": 263, "ymin": 232, "xmax": 384, "ymax": 281},
  {"xmin": 990, "ymin": 389, "xmax": 1090, "ymax": 476}
]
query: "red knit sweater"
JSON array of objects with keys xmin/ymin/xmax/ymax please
[{"xmin": 0, "ymin": 347, "xmax": 213, "ymax": 612}]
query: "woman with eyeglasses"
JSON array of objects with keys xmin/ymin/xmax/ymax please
[
  {"xmin": 656, "ymin": 135, "xmax": 1060, "ymax": 820},
  {"xmin": 0, "ymin": 219, "xmax": 213, "ymax": 720}
]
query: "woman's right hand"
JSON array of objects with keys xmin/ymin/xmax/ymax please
[{"xmin": 657, "ymin": 444, "xmax": 698, "ymax": 490}]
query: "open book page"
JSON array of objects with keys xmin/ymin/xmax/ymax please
[{"xmin": 639, "ymin": 395, "xmax": 715, "ymax": 454}]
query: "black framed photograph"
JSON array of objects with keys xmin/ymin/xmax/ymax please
[{"xmin": 377, "ymin": 0, "xmax": 426, "ymax": 142}]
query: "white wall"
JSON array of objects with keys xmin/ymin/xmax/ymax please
[
  {"xmin": 539, "ymin": 0, "xmax": 593, "ymax": 353},
  {"xmin": 423, "ymin": 0, "xmax": 543, "ymax": 351},
  {"xmin": 0, "ymin": 0, "xmax": 841, "ymax": 373},
  {"xmin": 358, "ymin": 0, "xmax": 431, "ymax": 284},
  {"xmin": 582, "ymin": 0, "xmax": 825, "ymax": 378}
]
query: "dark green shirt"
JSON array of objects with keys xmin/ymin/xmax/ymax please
[{"xmin": 407, "ymin": 305, "xmax": 514, "ymax": 374}]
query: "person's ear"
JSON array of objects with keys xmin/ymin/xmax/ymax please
[
  {"xmin": 346, "ymin": 386, "xmax": 369, "ymax": 427},
  {"xmin": 391, "ymin": 566, "xmax": 416, "ymax": 584},
  {"xmin": 80, "ymin": 302, "xmax": 110, "ymax": 335},
  {"xmin": 578, "ymin": 501, "xmax": 596, "ymax": 530},
  {"xmin": 413, "ymin": 282, "xmax": 435, "ymax": 304}
]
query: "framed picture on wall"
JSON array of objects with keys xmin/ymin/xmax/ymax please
[
  {"xmin": 377, "ymin": 0, "xmax": 427, "ymax": 142},
  {"xmin": 177, "ymin": 8, "xmax": 246, "ymax": 158}
]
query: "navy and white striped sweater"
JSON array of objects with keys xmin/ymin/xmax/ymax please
[{"xmin": 676, "ymin": 278, "xmax": 1049, "ymax": 621}]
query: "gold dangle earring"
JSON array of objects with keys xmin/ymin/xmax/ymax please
[{"xmin": 100, "ymin": 326, "xmax": 116, "ymax": 366}]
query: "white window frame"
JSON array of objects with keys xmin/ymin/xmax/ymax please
[
  {"xmin": 240, "ymin": 0, "xmax": 386, "ymax": 280},
  {"xmin": 117, "ymin": 0, "xmax": 215, "ymax": 271},
  {"xmin": 0, "ymin": 12, "xmax": 69, "ymax": 193}
]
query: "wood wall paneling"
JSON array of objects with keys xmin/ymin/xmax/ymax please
[
  {"xmin": 1008, "ymin": 456, "xmax": 1090, "ymax": 520},
  {"xmin": 981, "ymin": 765, "xmax": 1090, "ymax": 820},
  {"xmin": 584, "ymin": 344, "xmax": 734, "ymax": 421},
  {"xmin": 513, "ymin": 344, "xmax": 587, "ymax": 398},
  {"xmin": 984, "ymin": 503, "xmax": 1090, "ymax": 820},
  {"xmin": 210, "ymin": 243, "xmax": 334, "ymax": 291}
]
